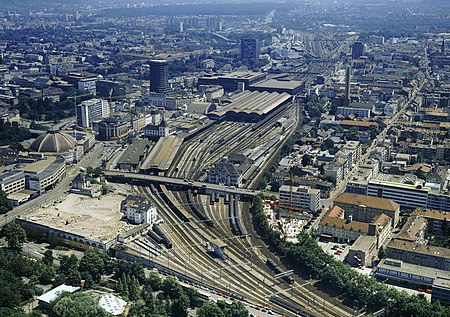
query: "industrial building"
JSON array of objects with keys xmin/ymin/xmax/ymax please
[
  {"xmin": 249, "ymin": 78, "xmax": 304, "ymax": 95},
  {"xmin": 116, "ymin": 140, "xmax": 153, "ymax": 172},
  {"xmin": 208, "ymin": 90, "xmax": 292, "ymax": 122}
]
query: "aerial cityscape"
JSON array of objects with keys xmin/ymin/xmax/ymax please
[{"xmin": 0, "ymin": 0, "xmax": 449, "ymax": 316}]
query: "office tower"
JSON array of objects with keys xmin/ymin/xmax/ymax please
[
  {"xmin": 240, "ymin": 38, "xmax": 260, "ymax": 61},
  {"xmin": 442, "ymin": 38, "xmax": 445, "ymax": 56},
  {"xmin": 150, "ymin": 60, "xmax": 169, "ymax": 94},
  {"xmin": 351, "ymin": 42, "xmax": 364, "ymax": 59}
]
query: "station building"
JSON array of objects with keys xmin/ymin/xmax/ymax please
[{"xmin": 208, "ymin": 90, "xmax": 292, "ymax": 122}]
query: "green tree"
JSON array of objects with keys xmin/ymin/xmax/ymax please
[
  {"xmin": 51, "ymin": 292, "xmax": 108, "ymax": 317},
  {"xmin": 0, "ymin": 190, "xmax": 13, "ymax": 214},
  {"xmin": 171, "ymin": 293, "xmax": 190, "ymax": 317},
  {"xmin": 378, "ymin": 246, "xmax": 387, "ymax": 259},
  {"xmin": 302, "ymin": 154, "xmax": 312, "ymax": 167},
  {"xmin": 345, "ymin": 127, "xmax": 360, "ymax": 141},
  {"xmin": 197, "ymin": 302, "xmax": 226, "ymax": 317},
  {"xmin": 78, "ymin": 251, "xmax": 104, "ymax": 283},
  {"xmin": 321, "ymin": 138, "xmax": 335, "ymax": 151},
  {"xmin": 59, "ymin": 254, "xmax": 79, "ymax": 275},
  {"xmin": 1, "ymin": 222, "xmax": 26, "ymax": 252},
  {"xmin": 228, "ymin": 301, "xmax": 249, "ymax": 317},
  {"xmin": 43, "ymin": 250, "xmax": 53, "ymax": 266}
]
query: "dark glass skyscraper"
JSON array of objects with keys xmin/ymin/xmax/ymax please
[
  {"xmin": 240, "ymin": 38, "xmax": 259, "ymax": 61},
  {"xmin": 150, "ymin": 60, "xmax": 169, "ymax": 94},
  {"xmin": 351, "ymin": 42, "xmax": 364, "ymax": 59}
]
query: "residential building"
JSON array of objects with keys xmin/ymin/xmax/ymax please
[
  {"xmin": 121, "ymin": 195, "xmax": 158, "ymax": 224},
  {"xmin": 76, "ymin": 99, "xmax": 110, "ymax": 128},
  {"xmin": 278, "ymin": 185, "xmax": 320, "ymax": 213},
  {"xmin": 336, "ymin": 106, "xmax": 371, "ymax": 118},
  {"xmin": 385, "ymin": 239, "xmax": 450, "ymax": 271},
  {"xmin": 201, "ymin": 59, "xmax": 215, "ymax": 69},
  {"xmin": 335, "ymin": 193, "xmax": 400, "ymax": 227},
  {"xmin": 96, "ymin": 80, "xmax": 126, "ymax": 98},
  {"xmin": 367, "ymin": 173, "xmax": 450, "ymax": 212},
  {"xmin": 419, "ymin": 209, "xmax": 450, "ymax": 235},
  {"xmin": 140, "ymin": 92, "xmax": 166, "ymax": 107},
  {"xmin": 395, "ymin": 213, "xmax": 427, "ymax": 243},
  {"xmin": 324, "ymin": 158, "xmax": 347, "ymax": 184}
]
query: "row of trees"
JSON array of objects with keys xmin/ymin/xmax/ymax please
[{"xmin": 249, "ymin": 195, "xmax": 450, "ymax": 317}]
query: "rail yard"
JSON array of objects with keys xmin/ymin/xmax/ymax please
[{"xmin": 104, "ymin": 99, "xmax": 355, "ymax": 317}]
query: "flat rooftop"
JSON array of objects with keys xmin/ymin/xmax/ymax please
[
  {"xmin": 250, "ymin": 78, "xmax": 303, "ymax": 90},
  {"xmin": 350, "ymin": 235, "xmax": 377, "ymax": 251},
  {"xmin": 21, "ymin": 193, "xmax": 133, "ymax": 243},
  {"xmin": 377, "ymin": 258, "xmax": 450, "ymax": 282},
  {"xmin": 17, "ymin": 156, "xmax": 57, "ymax": 174},
  {"xmin": 387, "ymin": 239, "xmax": 450, "ymax": 259}
]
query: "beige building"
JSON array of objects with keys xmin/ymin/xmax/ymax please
[
  {"xmin": 317, "ymin": 206, "xmax": 391, "ymax": 245},
  {"xmin": 335, "ymin": 193, "xmax": 400, "ymax": 227},
  {"xmin": 279, "ymin": 185, "xmax": 320, "ymax": 213}
]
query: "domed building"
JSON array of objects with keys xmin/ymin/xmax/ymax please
[{"xmin": 30, "ymin": 131, "xmax": 78, "ymax": 162}]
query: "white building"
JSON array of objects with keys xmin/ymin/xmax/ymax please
[
  {"xmin": 143, "ymin": 118, "xmax": 169, "ymax": 139},
  {"xmin": 279, "ymin": 185, "xmax": 320, "ymax": 213},
  {"xmin": 76, "ymin": 99, "xmax": 110, "ymax": 128},
  {"xmin": 121, "ymin": 195, "xmax": 158, "ymax": 224}
]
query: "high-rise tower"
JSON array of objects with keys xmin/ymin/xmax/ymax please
[
  {"xmin": 150, "ymin": 60, "xmax": 169, "ymax": 94},
  {"xmin": 240, "ymin": 38, "xmax": 260, "ymax": 61},
  {"xmin": 351, "ymin": 42, "xmax": 364, "ymax": 59}
]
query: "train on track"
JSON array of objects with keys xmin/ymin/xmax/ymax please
[{"xmin": 266, "ymin": 258, "xmax": 294, "ymax": 284}]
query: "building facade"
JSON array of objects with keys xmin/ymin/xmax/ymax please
[
  {"xmin": 76, "ymin": 99, "xmax": 110, "ymax": 128},
  {"xmin": 150, "ymin": 60, "xmax": 169, "ymax": 94},
  {"xmin": 0, "ymin": 170, "xmax": 25, "ymax": 195},
  {"xmin": 279, "ymin": 185, "xmax": 321, "ymax": 213},
  {"xmin": 334, "ymin": 193, "xmax": 400, "ymax": 227},
  {"xmin": 241, "ymin": 38, "xmax": 259, "ymax": 61},
  {"xmin": 121, "ymin": 195, "xmax": 158, "ymax": 225}
]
